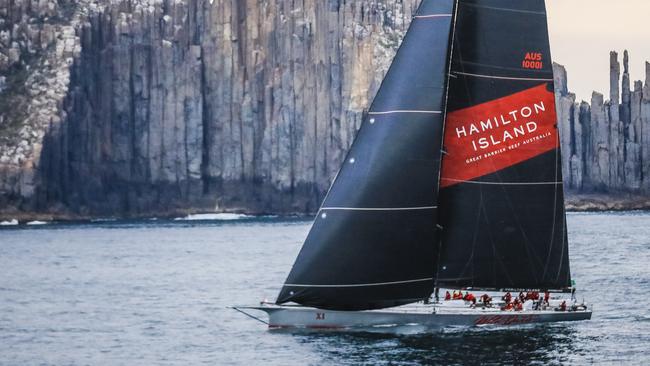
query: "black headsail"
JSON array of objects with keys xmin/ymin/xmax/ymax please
[
  {"xmin": 436, "ymin": 0, "xmax": 571, "ymax": 291},
  {"xmin": 276, "ymin": 0, "xmax": 457, "ymax": 311}
]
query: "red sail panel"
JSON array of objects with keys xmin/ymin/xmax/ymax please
[{"xmin": 441, "ymin": 84, "xmax": 558, "ymax": 188}]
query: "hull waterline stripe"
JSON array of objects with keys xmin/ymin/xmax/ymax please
[
  {"xmin": 321, "ymin": 206, "xmax": 437, "ymax": 211},
  {"xmin": 442, "ymin": 178, "xmax": 563, "ymax": 186},
  {"xmin": 452, "ymin": 71, "xmax": 554, "ymax": 82},
  {"xmin": 284, "ymin": 277, "xmax": 434, "ymax": 288},
  {"xmin": 414, "ymin": 14, "xmax": 453, "ymax": 19},
  {"xmin": 369, "ymin": 110, "xmax": 442, "ymax": 115}
]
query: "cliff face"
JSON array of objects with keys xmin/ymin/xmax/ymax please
[
  {"xmin": 0, "ymin": 0, "xmax": 81, "ymax": 210},
  {"xmin": 554, "ymin": 52, "xmax": 650, "ymax": 193},
  {"xmin": 1, "ymin": 0, "xmax": 419, "ymax": 217},
  {"xmin": 1, "ymin": 1, "xmax": 650, "ymax": 219}
]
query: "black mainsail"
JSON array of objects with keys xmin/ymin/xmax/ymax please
[
  {"xmin": 276, "ymin": 0, "xmax": 457, "ymax": 310},
  {"xmin": 276, "ymin": 0, "xmax": 572, "ymax": 312},
  {"xmin": 436, "ymin": 0, "xmax": 571, "ymax": 291}
]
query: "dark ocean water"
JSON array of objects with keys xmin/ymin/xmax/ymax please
[{"xmin": 0, "ymin": 212, "xmax": 648, "ymax": 365}]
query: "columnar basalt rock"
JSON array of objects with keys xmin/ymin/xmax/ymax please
[
  {"xmin": 2, "ymin": 1, "xmax": 650, "ymax": 218},
  {"xmin": 554, "ymin": 51, "xmax": 650, "ymax": 194},
  {"xmin": 553, "ymin": 64, "xmax": 574, "ymax": 186},
  {"xmin": 0, "ymin": 0, "xmax": 81, "ymax": 210},
  {"xmin": 1, "ymin": 0, "xmax": 421, "ymax": 217},
  {"xmin": 643, "ymin": 62, "xmax": 650, "ymax": 190}
]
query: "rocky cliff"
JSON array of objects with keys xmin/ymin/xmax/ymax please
[
  {"xmin": 1, "ymin": 0, "xmax": 650, "ymax": 220},
  {"xmin": 1, "ymin": 0, "xmax": 420, "ymax": 218},
  {"xmin": 554, "ymin": 52, "xmax": 650, "ymax": 193}
]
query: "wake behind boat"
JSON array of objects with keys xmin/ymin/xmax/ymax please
[{"xmin": 236, "ymin": 0, "xmax": 593, "ymax": 330}]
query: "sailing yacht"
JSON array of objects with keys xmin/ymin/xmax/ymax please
[{"xmin": 236, "ymin": 0, "xmax": 592, "ymax": 329}]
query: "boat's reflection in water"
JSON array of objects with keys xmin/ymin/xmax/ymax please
[{"xmin": 275, "ymin": 324, "xmax": 580, "ymax": 364}]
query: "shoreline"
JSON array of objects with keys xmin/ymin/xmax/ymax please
[
  {"xmin": 2, "ymin": 194, "xmax": 650, "ymax": 224},
  {"xmin": 564, "ymin": 193, "xmax": 650, "ymax": 212}
]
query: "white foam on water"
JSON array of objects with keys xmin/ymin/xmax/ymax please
[
  {"xmin": 0, "ymin": 219, "xmax": 18, "ymax": 226},
  {"xmin": 174, "ymin": 213, "xmax": 252, "ymax": 221},
  {"xmin": 26, "ymin": 221, "xmax": 48, "ymax": 226}
]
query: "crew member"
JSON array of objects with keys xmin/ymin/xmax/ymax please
[
  {"xmin": 502, "ymin": 292, "xmax": 512, "ymax": 304},
  {"xmin": 515, "ymin": 301, "xmax": 524, "ymax": 312},
  {"xmin": 445, "ymin": 291, "xmax": 451, "ymax": 301},
  {"xmin": 464, "ymin": 292, "xmax": 477, "ymax": 305},
  {"xmin": 480, "ymin": 294, "xmax": 492, "ymax": 306}
]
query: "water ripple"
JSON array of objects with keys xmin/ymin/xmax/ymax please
[{"xmin": 0, "ymin": 214, "xmax": 648, "ymax": 364}]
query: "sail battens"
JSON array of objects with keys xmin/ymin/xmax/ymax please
[
  {"xmin": 275, "ymin": 0, "xmax": 574, "ymax": 311},
  {"xmin": 368, "ymin": 110, "xmax": 442, "ymax": 115},
  {"xmin": 276, "ymin": 0, "xmax": 456, "ymax": 311},
  {"xmin": 438, "ymin": 0, "xmax": 571, "ymax": 291},
  {"xmin": 460, "ymin": 3, "xmax": 546, "ymax": 16},
  {"xmin": 414, "ymin": 14, "xmax": 453, "ymax": 19},
  {"xmin": 441, "ymin": 178, "xmax": 562, "ymax": 186},
  {"xmin": 284, "ymin": 278, "xmax": 434, "ymax": 288},
  {"xmin": 321, "ymin": 206, "xmax": 437, "ymax": 211},
  {"xmin": 456, "ymin": 60, "xmax": 554, "ymax": 74},
  {"xmin": 452, "ymin": 71, "xmax": 553, "ymax": 82}
]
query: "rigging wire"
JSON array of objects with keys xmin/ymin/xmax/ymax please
[
  {"xmin": 434, "ymin": 0, "xmax": 461, "ymax": 293},
  {"xmin": 230, "ymin": 307, "xmax": 269, "ymax": 325}
]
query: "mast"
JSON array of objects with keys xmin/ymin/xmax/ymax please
[
  {"xmin": 436, "ymin": 0, "xmax": 572, "ymax": 291},
  {"xmin": 276, "ymin": 0, "xmax": 458, "ymax": 311}
]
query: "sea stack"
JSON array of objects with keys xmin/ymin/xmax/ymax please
[{"xmin": 553, "ymin": 51, "xmax": 650, "ymax": 194}]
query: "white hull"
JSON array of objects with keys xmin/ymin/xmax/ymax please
[{"xmin": 240, "ymin": 302, "xmax": 592, "ymax": 330}]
